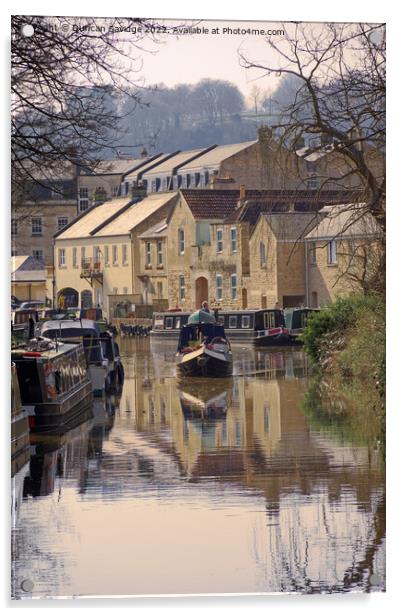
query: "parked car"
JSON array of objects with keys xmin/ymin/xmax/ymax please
[{"xmin": 19, "ymin": 300, "xmax": 46, "ymax": 310}]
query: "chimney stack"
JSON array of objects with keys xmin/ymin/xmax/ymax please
[{"xmin": 239, "ymin": 184, "xmax": 246, "ymax": 200}]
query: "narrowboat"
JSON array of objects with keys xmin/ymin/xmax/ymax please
[
  {"xmin": 11, "ymin": 339, "xmax": 92, "ymax": 432},
  {"xmin": 284, "ymin": 308, "xmax": 320, "ymax": 343},
  {"xmin": 152, "ymin": 309, "xmax": 291, "ymax": 346},
  {"xmin": 40, "ymin": 319, "xmax": 111, "ymax": 395},
  {"xmin": 176, "ymin": 310, "xmax": 233, "ymax": 377},
  {"xmin": 11, "ymin": 362, "xmax": 30, "ymax": 463},
  {"xmin": 12, "ymin": 308, "xmax": 39, "ymax": 340}
]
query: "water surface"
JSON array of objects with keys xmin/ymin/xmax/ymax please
[{"xmin": 11, "ymin": 338, "xmax": 385, "ymax": 597}]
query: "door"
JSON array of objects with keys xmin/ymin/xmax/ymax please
[
  {"xmin": 195, "ymin": 277, "xmax": 208, "ymax": 309},
  {"xmin": 241, "ymin": 288, "xmax": 248, "ymax": 309}
]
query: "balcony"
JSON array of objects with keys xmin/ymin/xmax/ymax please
[{"xmin": 80, "ymin": 258, "xmax": 103, "ymax": 282}]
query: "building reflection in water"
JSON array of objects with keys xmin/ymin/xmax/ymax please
[{"xmin": 12, "ymin": 344, "xmax": 385, "ymax": 597}]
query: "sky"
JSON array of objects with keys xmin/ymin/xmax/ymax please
[{"xmin": 133, "ymin": 19, "xmax": 286, "ymax": 98}]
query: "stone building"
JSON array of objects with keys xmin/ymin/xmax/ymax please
[
  {"xmin": 305, "ymin": 203, "xmax": 383, "ymax": 307},
  {"xmin": 164, "ymin": 188, "xmax": 357, "ymax": 311},
  {"xmin": 76, "ymin": 155, "xmax": 156, "ymax": 213},
  {"xmin": 11, "ymin": 255, "xmax": 48, "ymax": 303},
  {"xmin": 11, "ymin": 164, "xmax": 78, "ymax": 265},
  {"xmin": 53, "ymin": 193, "xmax": 176, "ymax": 318}
]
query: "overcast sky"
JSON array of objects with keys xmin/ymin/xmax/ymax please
[{"xmin": 134, "ymin": 19, "xmax": 286, "ymax": 98}]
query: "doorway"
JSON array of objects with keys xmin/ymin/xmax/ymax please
[{"xmin": 195, "ymin": 276, "xmax": 208, "ymax": 309}]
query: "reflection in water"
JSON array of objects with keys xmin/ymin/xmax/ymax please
[{"xmin": 12, "ymin": 340, "xmax": 385, "ymax": 598}]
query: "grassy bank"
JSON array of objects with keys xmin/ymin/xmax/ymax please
[{"xmin": 301, "ymin": 295, "xmax": 385, "ymax": 449}]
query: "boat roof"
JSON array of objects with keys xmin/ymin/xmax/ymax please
[
  {"xmin": 11, "ymin": 341, "xmax": 82, "ymax": 360},
  {"xmin": 41, "ymin": 319, "xmax": 99, "ymax": 333}
]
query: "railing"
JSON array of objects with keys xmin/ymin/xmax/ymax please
[{"xmin": 80, "ymin": 258, "xmax": 103, "ymax": 279}]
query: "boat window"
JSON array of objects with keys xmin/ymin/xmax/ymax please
[
  {"xmin": 175, "ymin": 317, "xmax": 181, "ymax": 329},
  {"xmin": 264, "ymin": 312, "xmax": 276, "ymax": 328},
  {"xmin": 241, "ymin": 315, "xmax": 251, "ymax": 329},
  {"xmin": 165, "ymin": 317, "xmax": 173, "ymax": 329},
  {"xmin": 14, "ymin": 359, "xmax": 43, "ymax": 403},
  {"xmin": 229, "ymin": 315, "xmax": 238, "ymax": 328},
  {"xmin": 153, "ymin": 316, "xmax": 164, "ymax": 330}
]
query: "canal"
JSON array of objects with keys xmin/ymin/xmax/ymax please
[{"xmin": 11, "ymin": 338, "xmax": 385, "ymax": 598}]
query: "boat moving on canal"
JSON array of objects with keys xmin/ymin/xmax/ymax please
[
  {"xmin": 152, "ymin": 308, "xmax": 291, "ymax": 346},
  {"xmin": 40, "ymin": 319, "xmax": 114, "ymax": 395},
  {"xmin": 11, "ymin": 338, "xmax": 92, "ymax": 432},
  {"xmin": 176, "ymin": 310, "xmax": 233, "ymax": 377}
]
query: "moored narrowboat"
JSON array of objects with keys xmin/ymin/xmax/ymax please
[
  {"xmin": 176, "ymin": 310, "xmax": 233, "ymax": 377},
  {"xmin": 11, "ymin": 362, "xmax": 30, "ymax": 462},
  {"xmin": 152, "ymin": 309, "xmax": 291, "ymax": 345},
  {"xmin": 284, "ymin": 308, "xmax": 320, "ymax": 343},
  {"xmin": 12, "ymin": 339, "xmax": 92, "ymax": 432},
  {"xmin": 40, "ymin": 319, "xmax": 111, "ymax": 395}
]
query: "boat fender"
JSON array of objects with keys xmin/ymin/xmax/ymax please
[{"xmin": 197, "ymin": 356, "xmax": 208, "ymax": 367}]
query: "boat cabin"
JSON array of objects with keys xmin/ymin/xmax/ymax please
[
  {"xmin": 41, "ymin": 319, "xmax": 104, "ymax": 365},
  {"xmin": 177, "ymin": 322, "xmax": 227, "ymax": 353}
]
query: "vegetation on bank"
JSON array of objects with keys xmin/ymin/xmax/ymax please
[{"xmin": 301, "ymin": 295, "xmax": 385, "ymax": 450}]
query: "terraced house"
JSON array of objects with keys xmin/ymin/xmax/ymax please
[
  {"xmin": 53, "ymin": 193, "xmax": 177, "ymax": 318},
  {"xmin": 164, "ymin": 188, "xmax": 357, "ymax": 310}
]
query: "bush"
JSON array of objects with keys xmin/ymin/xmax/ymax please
[{"xmin": 301, "ymin": 295, "xmax": 384, "ymax": 362}]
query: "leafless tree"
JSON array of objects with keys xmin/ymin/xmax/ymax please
[
  {"xmin": 11, "ymin": 15, "xmax": 184, "ymax": 204},
  {"xmin": 239, "ymin": 22, "xmax": 385, "ymax": 231}
]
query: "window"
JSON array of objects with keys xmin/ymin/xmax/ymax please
[
  {"xmin": 58, "ymin": 217, "xmax": 68, "ymax": 231},
  {"xmin": 11, "ymin": 219, "xmax": 17, "ymax": 236},
  {"xmin": 230, "ymin": 228, "xmax": 237, "ymax": 252},
  {"xmin": 72, "ymin": 247, "xmax": 78, "ymax": 268},
  {"xmin": 310, "ymin": 243, "xmax": 317, "ymax": 264},
  {"xmin": 241, "ymin": 315, "xmax": 251, "ymax": 329},
  {"xmin": 81, "ymin": 247, "xmax": 86, "ymax": 267},
  {"xmin": 146, "ymin": 242, "xmax": 152, "ymax": 267},
  {"xmin": 112, "ymin": 245, "xmax": 118, "ymax": 265},
  {"xmin": 327, "ymin": 240, "xmax": 337, "ymax": 264},
  {"xmin": 155, "ymin": 178, "xmax": 161, "ymax": 192},
  {"xmin": 216, "ymin": 275, "xmax": 223, "ymax": 300},
  {"xmin": 260, "ymin": 242, "xmax": 267, "ymax": 266},
  {"xmin": 186, "ymin": 174, "xmax": 191, "ymax": 188},
  {"xmin": 31, "ymin": 217, "xmax": 42, "ymax": 236},
  {"xmin": 32, "ymin": 249, "xmax": 43, "ymax": 262},
  {"xmin": 307, "ymin": 178, "xmax": 318, "ymax": 189},
  {"xmin": 195, "ymin": 172, "xmax": 200, "ymax": 187},
  {"xmin": 112, "ymin": 185, "xmax": 119, "ymax": 197},
  {"xmin": 179, "ymin": 275, "xmax": 185, "ymax": 300},
  {"xmin": 204, "ymin": 171, "xmax": 209, "ymax": 186},
  {"xmin": 157, "ymin": 282, "xmax": 163, "ymax": 299},
  {"xmin": 123, "ymin": 287, "xmax": 128, "ymax": 295},
  {"xmin": 157, "ymin": 241, "xmax": 163, "ymax": 266},
  {"xmin": 93, "ymin": 245, "xmax": 101, "ymax": 264},
  {"xmin": 122, "ymin": 244, "xmax": 128, "ymax": 265},
  {"xmin": 58, "ymin": 248, "xmax": 66, "ymax": 267},
  {"xmin": 104, "ymin": 245, "xmax": 109, "ymax": 265},
  {"xmin": 264, "ymin": 312, "xmax": 276, "ymax": 329},
  {"xmin": 229, "ymin": 315, "xmax": 238, "ymax": 328},
  {"xmin": 165, "ymin": 316, "xmax": 173, "ymax": 329},
  {"xmin": 178, "ymin": 229, "xmax": 185, "ymax": 254},
  {"xmin": 151, "ymin": 179, "xmax": 157, "ymax": 192},
  {"xmin": 230, "ymin": 273, "xmax": 237, "ymax": 300},
  {"xmin": 216, "ymin": 229, "xmax": 223, "ymax": 253},
  {"xmin": 79, "ymin": 187, "xmax": 89, "ymax": 212},
  {"xmin": 113, "ymin": 287, "xmax": 118, "ymax": 295}
]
